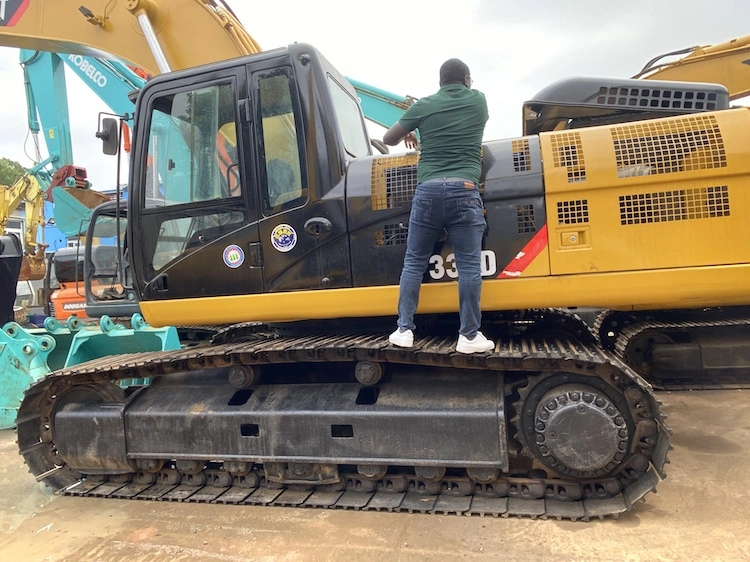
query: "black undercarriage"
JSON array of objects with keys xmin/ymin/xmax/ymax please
[{"xmin": 17, "ymin": 310, "xmax": 670, "ymax": 521}]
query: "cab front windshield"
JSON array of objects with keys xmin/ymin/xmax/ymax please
[
  {"xmin": 327, "ymin": 75, "xmax": 370, "ymax": 159},
  {"xmin": 143, "ymin": 81, "xmax": 240, "ymax": 207},
  {"xmin": 139, "ymin": 80, "xmax": 246, "ymax": 275}
]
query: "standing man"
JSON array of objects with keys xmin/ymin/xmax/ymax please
[{"xmin": 383, "ymin": 58, "xmax": 493, "ymax": 354}]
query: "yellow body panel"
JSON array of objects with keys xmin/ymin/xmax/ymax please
[
  {"xmin": 541, "ymin": 108, "xmax": 750, "ymax": 276},
  {"xmin": 141, "ymin": 262, "xmax": 750, "ymax": 327},
  {"xmin": 517, "ymin": 246, "xmax": 551, "ymax": 278}
]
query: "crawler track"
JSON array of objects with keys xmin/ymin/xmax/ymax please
[
  {"xmin": 596, "ymin": 309, "xmax": 750, "ymax": 389},
  {"xmin": 17, "ymin": 330, "xmax": 671, "ymax": 521}
]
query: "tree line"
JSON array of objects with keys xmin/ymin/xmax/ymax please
[{"xmin": 0, "ymin": 157, "xmax": 25, "ymax": 186}]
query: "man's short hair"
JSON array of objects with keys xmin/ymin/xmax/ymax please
[{"xmin": 440, "ymin": 59, "xmax": 470, "ymax": 86}]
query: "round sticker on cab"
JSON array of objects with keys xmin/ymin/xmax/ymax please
[
  {"xmin": 223, "ymin": 245, "xmax": 245, "ymax": 268},
  {"xmin": 271, "ymin": 224, "xmax": 297, "ymax": 252}
]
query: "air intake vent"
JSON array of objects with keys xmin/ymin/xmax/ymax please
[
  {"xmin": 619, "ymin": 186, "xmax": 729, "ymax": 225},
  {"xmin": 512, "ymin": 139, "xmax": 532, "ymax": 172},
  {"xmin": 517, "ymin": 204, "xmax": 537, "ymax": 233},
  {"xmin": 557, "ymin": 199, "xmax": 589, "ymax": 224},
  {"xmin": 375, "ymin": 223, "xmax": 408, "ymax": 246},
  {"xmin": 371, "ymin": 154, "xmax": 419, "ymax": 211},
  {"xmin": 550, "ymin": 132, "xmax": 586, "ymax": 183},
  {"xmin": 612, "ymin": 115, "xmax": 726, "ymax": 178},
  {"xmin": 596, "ymin": 85, "xmax": 719, "ymax": 111}
]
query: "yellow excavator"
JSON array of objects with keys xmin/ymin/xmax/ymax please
[
  {"xmin": 1, "ymin": 173, "xmax": 46, "ymax": 328},
  {"xmin": 3, "ymin": 1, "xmax": 750, "ymax": 520},
  {"xmin": 1, "ymin": 174, "xmax": 46, "ymax": 281}
]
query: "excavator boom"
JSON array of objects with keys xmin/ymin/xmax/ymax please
[
  {"xmin": 635, "ymin": 34, "xmax": 750, "ymax": 100},
  {"xmin": 0, "ymin": 0, "xmax": 260, "ymax": 75}
]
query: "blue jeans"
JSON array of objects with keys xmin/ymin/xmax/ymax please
[{"xmin": 396, "ymin": 178, "xmax": 486, "ymax": 338}]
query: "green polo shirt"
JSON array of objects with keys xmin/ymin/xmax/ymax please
[{"xmin": 398, "ymin": 84, "xmax": 488, "ymax": 185}]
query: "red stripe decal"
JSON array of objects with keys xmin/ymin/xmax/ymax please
[
  {"xmin": 7, "ymin": 0, "xmax": 31, "ymax": 26},
  {"xmin": 497, "ymin": 224, "xmax": 548, "ymax": 278}
]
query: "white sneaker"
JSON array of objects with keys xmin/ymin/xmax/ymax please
[
  {"xmin": 389, "ymin": 327, "xmax": 414, "ymax": 348},
  {"xmin": 456, "ymin": 331, "xmax": 494, "ymax": 354}
]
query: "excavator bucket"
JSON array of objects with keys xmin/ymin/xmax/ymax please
[
  {"xmin": 0, "ymin": 322, "xmax": 56, "ymax": 429},
  {"xmin": 51, "ymin": 186, "xmax": 110, "ymax": 237},
  {"xmin": 46, "ymin": 166, "xmax": 110, "ymax": 236},
  {"xmin": 0, "ymin": 314, "xmax": 181, "ymax": 430},
  {"xmin": 17, "ymin": 255, "xmax": 46, "ymax": 281},
  {"xmin": 18, "ymin": 243, "xmax": 47, "ymax": 281}
]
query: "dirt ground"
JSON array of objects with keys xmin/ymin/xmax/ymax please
[{"xmin": 1, "ymin": 389, "xmax": 749, "ymax": 562}]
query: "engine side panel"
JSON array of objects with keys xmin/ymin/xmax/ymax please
[
  {"xmin": 542, "ymin": 108, "xmax": 750, "ymax": 275},
  {"xmin": 347, "ymin": 137, "xmax": 549, "ymax": 287}
]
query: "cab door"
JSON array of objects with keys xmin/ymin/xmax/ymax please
[
  {"xmin": 248, "ymin": 63, "xmax": 354, "ymax": 293},
  {"xmin": 131, "ymin": 66, "xmax": 263, "ymax": 301}
]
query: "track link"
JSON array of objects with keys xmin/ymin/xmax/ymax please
[{"xmin": 17, "ymin": 330, "xmax": 671, "ymax": 521}]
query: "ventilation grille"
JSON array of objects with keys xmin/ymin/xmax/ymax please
[
  {"xmin": 512, "ymin": 139, "xmax": 531, "ymax": 172},
  {"xmin": 557, "ymin": 199, "xmax": 589, "ymax": 224},
  {"xmin": 619, "ymin": 186, "xmax": 730, "ymax": 225},
  {"xmin": 550, "ymin": 132, "xmax": 586, "ymax": 183},
  {"xmin": 517, "ymin": 204, "xmax": 536, "ymax": 233},
  {"xmin": 371, "ymin": 154, "xmax": 419, "ymax": 211},
  {"xmin": 612, "ymin": 115, "xmax": 726, "ymax": 178},
  {"xmin": 375, "ymin": 223, "xmax": 408, "ymax": 246},
  {"xmin": 596, "ymin": 85, "xmax": 719, "ymax": 111}
]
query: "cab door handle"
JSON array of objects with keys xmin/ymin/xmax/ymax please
[{"xmin": 304, "ymin": 217, "xmax": 332, "ymax": 238}]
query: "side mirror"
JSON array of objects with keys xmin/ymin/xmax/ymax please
[
  {"xmin": 371, "ymin": 138, "xmax": 389, "ymax": 155},
  {"xmin": 97, "ymin": 118, "xmax": 119, "ymax": 155}
]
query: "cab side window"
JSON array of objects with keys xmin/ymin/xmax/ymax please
[{"xmin": 257, "ymin": 70, "xmax": 306, "ymax": 212}]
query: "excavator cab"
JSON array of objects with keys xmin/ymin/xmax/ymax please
[{"xmin": 126, "ymin": 44, "xmax": 363, "ymax": 324}]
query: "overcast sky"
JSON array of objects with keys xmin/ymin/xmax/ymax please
[{"xmin": 1, "ymin": 0, "xmax": 749, "ymax": 190}]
